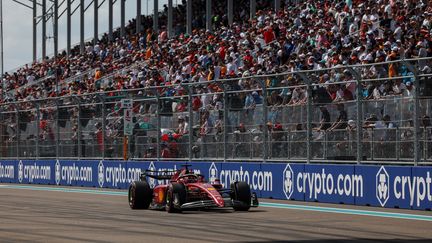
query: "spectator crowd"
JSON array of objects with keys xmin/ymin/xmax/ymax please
[{"xmin": 1, "ymin": 0, "xmax": 431, "ymax": 159}]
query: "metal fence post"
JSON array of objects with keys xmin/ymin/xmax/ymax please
[
  {"xmin": 223, "ymin": 85, "xmax": 228, "ymax": 162},
  {"xmin": 187, "ymin": 85, "xmax": 193, "ymax": 162},
  {"xmin": 156, "ymin": 93, "xmax": 161, "ymax": 160},
  {"xmin": 76, "ymin": 99, "xmax": 82, "ymax": 160},
  {"xmin": 396, "ymin": 128, "xmax": 400, "ymax": 161},
  {"xmin": 296, "ymin": 73, "xmax": 312, "ymax": 163},
  {"xmin": 258, "ymin": 80, "xmax": 268, "ymax": 162},
  {"xmin": 56, "ymin": 101, "xmax": 60, "ymax": 160},
  {"xmin": 15, "ymin": 106, "xmax": 19, "ymax": 159},
  {"xmin": 35, "ymin": 103, "xmax": 40, "ymax": 159},
  {"xmin": 97, "ymin": 95, "xmax": 106, "ymax": 159},
  {"xmin": 348, "ymin": 67, "xmax": 363, "ymax": 164},
  {"xmin": 403, "ymin": 60, "xmax": 420, "ymax": 165}
]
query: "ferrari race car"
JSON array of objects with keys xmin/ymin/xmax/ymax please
[{"xmin": 128, "ymin": 165, "xmax": 258, "ymax": 212}]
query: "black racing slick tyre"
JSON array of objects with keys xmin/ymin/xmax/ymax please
[
  {"xmin": 166, "ymin": 183, "xmax": 186, "ymax": 213},
  {"xmin": 129, "ymin": 181, "xmax": 152, "ymax": 209},
  {"xmin": 231, "ymin": 181, "xmax": 251, "ymax": 211}
]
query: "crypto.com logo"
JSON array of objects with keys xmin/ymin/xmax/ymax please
[
  {"xmin": 283, "ymin": 164, "xmax": 294, "ymax": 199},
  {"xmin": 18, "ymin": 160, "xmax": 23, "ymax": 183},
  {"xmin": 376, "ymin": 166, "xmax": 390, "ymax": 207},
  {"xmin": 55, "ymin": 160, "xmax": 61, "ymax": 185},
  {"xmin": 98, "ymin": 161, "xmax": 104, "ymax": 187},
  {"xmin": 209, "ymin": 163, "xmax": 218, "ymax": 183},
  {"xmin": 148, "ymin": 162, "xmax": 156, "ymax": 188}
]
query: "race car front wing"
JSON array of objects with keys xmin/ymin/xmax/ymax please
[{"xmin": 180, "ymin": 192, "xmax": 259, "ymax": 210}]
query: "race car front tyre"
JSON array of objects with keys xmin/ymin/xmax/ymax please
[
  {"xmin": 166, "ymin": 183, "xmax": 186, "ymax": 213},
  {"xmin": 231, "ymin": 181, "xmax": 251, "ymax": 211},
  {"xmin": 129, "ymin": 181, "xmax": 152, "ymax": 209}
]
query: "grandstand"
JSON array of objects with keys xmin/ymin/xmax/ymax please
[{"xmin": 0, "ymin": 0, "xmax": 431, "ymax": 164}]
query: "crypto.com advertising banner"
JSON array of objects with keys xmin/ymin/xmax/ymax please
[{"xmin": 1, "ymin": 160, "xmax": 432, "ymax": 210}]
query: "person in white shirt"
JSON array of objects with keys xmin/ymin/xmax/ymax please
[
  {"xmin": 176, "ymin": 116, "xmax": 189, "ymax": 135},
  {"xmin": 392, "ymin": 79, "xmax": 407, "ymax": 95}
]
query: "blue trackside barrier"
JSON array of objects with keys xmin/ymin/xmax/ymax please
[{"xmin": 1, "ymin": 160, "xmax": 432, "ymax": 210}]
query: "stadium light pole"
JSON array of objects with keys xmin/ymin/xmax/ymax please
[
  {"xmin": 153, "ymin": 0, "xmax": 158, "ymax": 32},
  {"xmin": 136, "ymin": 0, "xmax": 141, "ymax": 34},
  {"xmin": 80, "ymin": 0, "xmax": 85, "ymax": 54},
  {"xmin": 250, "ymin": 0, "xmax": 256, "ymax": 20},
  {"xmin": 121, "ymin": 0, "xmax": 125, "ymax": 37},
  {"xmin": 54, "ymin": 0, "xmax": 58, "ymax": 58},
  {"xmin": 42, "ymin": 0, "xmax": 46, "ymax": 59},
  {"xmin": 94, "ymin": 0, "xmax": 99, "ymax": 45},
  {"xmin": 0, "ymin": 0, "xmax": 3, "ymax": 101},
  {"xmin": 108, "ymin": 0, "xmax": 113, "ymax": 41},
  {"xmin": 33, "ymin": 0, "xmax": 37, "ymax": 61},
  {"xmin": 167, "ymin": 0, "xmax": 173, "ymax": 38},
  {"xmin": 227, "ymin": 0, "xmax": 233, "ymax": 26},
  {"xmin": 67, "ymin": 0, "xmax": 71, "ymax": 56},
  {"xmin": 186, "ymin": 0, "xmax": 192, "ymax": 35},
  {"xmin": 206, "ymin": 0, "xmax": 212, "ymax": 32}
]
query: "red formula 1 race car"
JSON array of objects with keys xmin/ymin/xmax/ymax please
[{"xmin": 128, "ymin": 165, "xmax": 258, "ymax": 213}]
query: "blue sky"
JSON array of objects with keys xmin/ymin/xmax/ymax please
[{"xmin": 3, "ymin": 0, "xmax": 172, "ymax": 72}]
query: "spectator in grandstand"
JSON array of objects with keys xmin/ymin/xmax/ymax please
[
  {"xmin": 328, "ymin": 104, "xmax": 348, "ymax": 131},
  {"xmin": 176, "ymin": 116, "xmax": 189, "ymax": 135},
  {"xmin": 405, "ymin": 82, "xmax": 415, "ymax": 97},
  {"xmin": 271, "ymin": 122, "xmax": 286, "ymax": 158},
  {"xmin": 315, "ymin": 106, "xmax": 331, "ymax": 132},
  {"xmin": 422, "ymin": 115, "xmax": 431, "ymax": 128},
  {"xmin": 393, "ymin": 79, "xmax": 408, "ymax": 96},
  {"xmin": 161, "ymin": 142, "xmax": 172, "ymax": 158},
  {"xmin": 233, "ymin": 123, "xmax": 249, "ymax": 157},
  {"xmin": 347, "ymin": 120, "xmax": 356, "ymax": 132},
  {"xmin": 334, "ymin": 84, "xmax": 354, "ymax": 102}
]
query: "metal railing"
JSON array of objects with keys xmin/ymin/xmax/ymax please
[{"xmin": 1, "ymin": 58, "xmax": 432, "ymax": 165}]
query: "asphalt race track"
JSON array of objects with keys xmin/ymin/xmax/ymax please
[{"xmin": 1, "ymin": 184, "xmax": 432, "ymax": 243}]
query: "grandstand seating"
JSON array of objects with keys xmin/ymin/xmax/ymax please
[{"xmin": 0, "ymin": 0, "xmax": 431, "ymax": 162}]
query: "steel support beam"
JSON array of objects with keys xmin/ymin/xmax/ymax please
[
  {"xmin": 42, "ymin": 0, "xmax": 46, "ymax": 59},
  {"xmin": 223, "ymin": 86, "xmax": 228, "ymax": 162},
  {"xmin": 67, "ymin": 0, "xmax": 71, "ymax": 56},
  {"xmin": 120, "ymin": 0, "xmax": 125, "ymax": 37},
  {"xmin": 54, "ymin": 0, "xmax": 58, "ymax": 58},
  {"xmin": 348, "ymin": 67, "xmax": 363, "ymax": 164},
  {"xmin": 404, "ymin": 61, "xmax": 421, "ymax": 165},
  {"xmin": 94, "ymin": 0, "xmax": 98, "ymax": 45},
  {"xmin": 167, "ymin": 0, "xmax": 173, "ymax": 38},
  {"xmin": 227, "ymin": 0, "xmax": 233, "ymax": 26},
  {"xmin": 108, "ymin": 0, "xmax": 113, "ymax": 41},
  {"xmin": 186, "ymin": 0, "xmax": 192, "ymax": 35},
  {"xmin": 188, "ymin": 86, "xmax": 193, "ymax": 162},
  {"xmin": 296, "ymin": 73, "xmax": 312, "ymax": 163},
  {"xmin": 153, "ymin": 0, "xmax": 158, "ymax": 32},
  {"xmin": 33, "ymin": 0, "xmax": 37, "ymax": 61},
  {"xmin": 206, "ymin": 0, "xmax": 212, "ymax": 32},
  {"xmin": 250, "ymin": 0, "xmax": 256, "ymax": 19},
  {"xmin": 80, "ymin": 0, "xmax": 85, "ymax": 53},
  {"xmin": 136, "ymin": 0, "xmax": 141, "ymax": 33},
  {"xmin": 275, "ymin": 0, "xmax": 280, "ymax": 12}
]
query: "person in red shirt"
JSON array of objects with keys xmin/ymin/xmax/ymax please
[
  {"xmin": 263, "ymin": 27, "xmax": 275, "ymax": 44},
  {"xmin": 161, "ymin": 143, "xmax": 172, "ymax": 158}
]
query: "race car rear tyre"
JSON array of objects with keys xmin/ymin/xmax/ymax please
[
  {"xmin": 231, "ymin": 181, "xmax": 251, "ymax": 211},
  {"xmin": 129, "ymin": 181, "xmax": 152, "ymax": 209},
  {"xmin": 166, "ymin": 183, "xmax": 186, "ymax": 213}
]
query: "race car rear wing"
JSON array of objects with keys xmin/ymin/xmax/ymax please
[{"xmin": 140, "ymin": 170, "xmax": 175, "ymax": 180}]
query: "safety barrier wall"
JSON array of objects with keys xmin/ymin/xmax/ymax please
[{"xmin": 1, "ymin": 160, "xmax": 432, "ymax": 210}]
